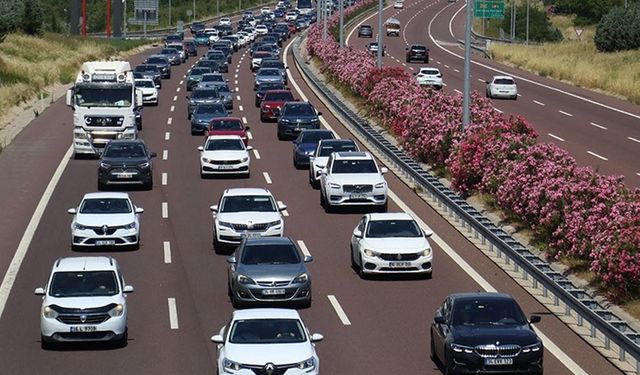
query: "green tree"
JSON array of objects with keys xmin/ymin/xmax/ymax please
[
  {"xmin": 595, "ymin": 3, "xmax": 640, "ymax": 52},
  {"xmin": 0, "ymin": 0, "xmax": 25, "ymax": 42},
  {"xmin": 554, "ymin": 0, "xmax": 627, "ymax": 25},
  {"xmin": 502, "ymin": 4, "xmax": 563, "ymax": 42},
  {"xmin": 22, "ymin": 0, "xmax": 44, "ymax": 35}
]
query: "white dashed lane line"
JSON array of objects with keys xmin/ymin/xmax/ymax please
[
  {"xmin": 167, "ymin": 118, "xmax": 172, "ymax": 125},
  {"xmin": 170, "ymin": 105, "xmax": 175, "ymax": 112},
  {"xmin": 234, "ymin": 80, "xmax": 238, "ymax": 85},
  {"xmin": 327, "ymin": 295, "xmax": 351, "ymax": 326},
  {"xmin": 533, "ymin": 100, "xmax": 545, "ymax": 106},
  {"xmin": 168, "ymin": 298, "xmax": 179, "ymax": 329},
  {"xmin": 589, "ymin": 122, "xmax": 607, "ymax": 130},
  {"xmin": 162, "ymin": 173, "xmax": 167, "ymax": 186},
  {"xmin": 162, "ymin": 202, "xmax": 169, "ymax": 218},
  {"xmin": 179, "ymin": 80, "xmax": 184, "ymax": 85},
  {"xmin": 162, "ymin": 150, "xmax": 168, "ymax": 160},
  {"xmin": 401, "ymin": 63, "xmax": 406, "ymax": 66},
  {"xmin": 559, "ymin": 110, "xmax": 573, "ymax": 117},
  {"xmin": 297, "ymin": 240, "xmax": 310, "ymax": 256},
  {"xmin": 247, "ymin": 131, "xmax": 253, "ymax": 140},
  {"xmin": 165, "ymin": 132, "xmax": 170, "ymax": 141},
  {"xmin": 163, "ymin": 241, "xmax": 172, "ymax": 263},
  {"xmin": 493, "ymin": 107, "xmax": 503, "ymax": 114},
  {"xmin": 587, "ymin": 151, "xmax": 608, "ymax": 161},
  {"xmin": 477, "ymin": 78, "xmax": 485, "ymax": 83},
  {"xmin": 239, "ymin": 105, "xmax": 244, "ymax": 112},
  {"xmin": 454, "ymin": 89, "xmax": 461, "ymax": 94},
  {"xmin": 453, "ymin": 68, "xmax": 459, "ymax": 73},
  {"xmin": 173, "ymin": 95, "xmax": 177, "ymax": 101},
  {"xmin": 235, "ymin": 87, "xmax": 239, "ymax": 92},
  {"xmin": 263, "ymin": 172, "xmax": 272, "ymax": 184},
  {"xmin": 253, "ymin": 149, "xmax": 261, "ymax": 159},
  {"xmin": 176, "ymin": 87, "xmax": 181, "ymax": 92},
  {"xmin": 236, "ymin": 95, "xmax": 241, "ymax": 101},
  {"xmin": 242, "ymin": 117, "xmax": 247, "ymax": 124},
  {"xmin": 547, "ymin": 133, "xmax": 565, "ymax": 142},
  {"xmin": 436, "ymin": 61, "xmax": 441, "ymax": 64},
  {"xmin": 629, "ymin": 136, "xmax": 640, "ymax": 143},
  {"xmin": 444, "ymin": 64, "xmax": 450, "ymax": 68}
]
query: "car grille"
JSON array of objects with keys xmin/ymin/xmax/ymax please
[
  {"xmin": 85, "ymin": 116, "xmax": 124, "ymax": 127},
  {"xmin": 256, "ymin": 280, "xmax": 290, "ymax": 287},
  {"xmin": 343, "ymin": 184, "xmax": 373, "ymax": 193},
  {"xmin": 210, "ymin": 159, "xmax": 243, "ymax": 165},
  {"xmin": 244, "ymin": 363, "xmax": 298, "ymax": 375},
  {"xmin": 51, "ymin": 304, "xmax": 116, "ymax": 325},
  {"xmin": 379, "ymin": 253, "xmax": 421, "ymax": 261},
  {"xmin": 231, "ymin": 223, "xmax": 270, "ymax": 231},
  {"xmin": 475, "ymin": 344, "xmax": 521, "ymax": 358},
  {"xmin": 87, "ymin": 225, "xmax": 127, "ymax": 235}
]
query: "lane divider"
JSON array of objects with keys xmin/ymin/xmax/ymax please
[
  {"xmin": 163, "ymin": 241, "xmax": 172, "ymax": 263},
  {"xmin": 327, "ymin": 295, "xmax": 351, "ymax": 325},
  {"xmin": 168, "ymin": 298, "xmax": 179, "ymax": 329}
]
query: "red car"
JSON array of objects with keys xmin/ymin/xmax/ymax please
[
  {"xmin": 260, "ymin": 89, "xmax": 295, "ymax": 122},
  {"xmin": 287, "ymin": 22, "xmax": 297, "ymax": 34},
  {"xmin": 207, "ymin": 117, "xmax": 250, "ymax": 145}
]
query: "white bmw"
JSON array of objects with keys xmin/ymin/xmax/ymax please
[
  {"xmin": 198, "ymin": 135, "xmax": 252, "ymax": 178},
  {"xmin": 211, "ymin": 308, "xmax": 323, "ymax": 375}
]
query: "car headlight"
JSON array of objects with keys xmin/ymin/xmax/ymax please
[
  {"xmin": 217, "ymin": 221, "xmax": 233, "ymax": 228},
  {"xmin": 73, "ymin": 222, "xmax": 87, "ymax": 230},
  {"xmin": 202, "ymin": 157, "xmax": 211, "ymax": 163},
  {"xmin": 43, "ymin": 305, "xmax": 58, "ymax": 319},
  {"xmin": 297, "ymin": 357, "xmax": 315, "ymax": 370},
  {"xmin": 108, "ymin": 303, "xmax": 125, "ymax": 317},
  {"xmin": 123, "ymin": 222, "xmax": 136, "ymax": 230},
  {"xmin": 266, "ymin": 219, "xmax": 282, "ymax": 228},
  {"xmin": 241, "ymin": 156, "xmax": 249, "ymax": 162},
  {"xmin": 305, "ymin": 150, "xmax": 314, "ymax": 155},
  {"xmin": 450, "ymin": 343, "xmax": 474, "ymax": 354},
  {"xmin": 74, "ymin": 129, "xmax": 88, "ymax": 139},
  {"xmin": 375, "ymin": 182, "xmax": 386, "ymax": 189},
  {"xmin": 292, "ymin": 273, "xmax": 308, "ymax": 284},
  {"xmin": 329, "ymin": 183, "xmax": 341, "ymax": 189},
  {"xmin": 422, "ymin": 248, "xmax": 432, "ymax": 257},
  {"xmin": 522, "ymin": 342, "xmax": 542, "ymax": 353},
  {"xmin": 237, "ymin": 274, "xmax": 255, "ymax": 285},
  {"xmin": 364, "ymin": 249, "xmax": 378, "ymax": 257},
  {"xmin": 222, "ymin": 358, "xmax": 241, "ymax": 372},
  {"xmin": 138, "ymin": 162, "xmax": 150, "ymax": 168},
  {"xmin": 280, "ymin": 118, "xmax": 290, "ymax": 123},
  {"xmin": 99, "ymin": 162, "xmax": 111, "ymax": 169}
]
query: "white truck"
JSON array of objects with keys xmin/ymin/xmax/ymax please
[{"xmin": 66, "ymin": 61, "xmax": 142, "ymax": 158}]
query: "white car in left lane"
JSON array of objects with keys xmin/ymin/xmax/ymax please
[
  {"xmin": 68, "ymin": 192, "xmax": 143, "ymax": 250},
  {"xmin": 135, "ymin": 78, "xmax": 159, "ymax": 105},
  {"xmin": 198, "ymin": 135, "xmax": 252, "ymax": 178},
  {"xmin": 211, "ymin": 308, "xmax": 323, "ymax": 375}
]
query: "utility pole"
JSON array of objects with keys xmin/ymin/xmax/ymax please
[
  {"xmin": 510, "ymin": 0, "xmax": 516, "ymax": 40},
  {"xmin": 123, "ymin": 0, "xmax": 127, "ymax": 38},
  {"xmin": 323, "ymin": 0, "xmax": 327, "ymax": 40},
  {"xmin": 169, "ymin": 0, "xmax": 172, "ymax": 26},
  {"xmin": 193, "ymin": 0, "xmax": 196, "ymax": 21},
  {"xmin": 106, "ymin": 0, "xmax": 111, "ymax": 37},
  {"xmin": 525, "ymin": 0, "xmax": 529, "ymax": 44},
  {"xmin": 462, "ymin": 0, "xmax": 472, "ymax": 128},
  {"xmin": 217, "ymin": 0, "xmax": 219, "ymax": 16},
  {"xmin": 376, "ymin": 0, "xmax": 383, "ymax": 68},
  {"xmin": 339, "ymin": 0, "xmax": 344, "ymax": 47}
]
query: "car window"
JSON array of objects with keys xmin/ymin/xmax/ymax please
[
  {"xmin": 318, "ymin": 142, "xmax": 358, "ymax": 156},
  {"xmin": 451, "ymin": 299, "xmax": 527, "ymax": 327},
  {"xmin": 210, "ymin": 119, "xmax": 242, "ymax": 130},
  {"xmin": 50, "ymin": 271, "xmax": 119, "ymax": 297},
  {"xmin": 135, "ymin": 80, "xmax": 155, "ymax": 88},
  {"xmin": 264, "ymin": 91, "xmax": 294, "ymax": 101},
  {"xmin": 205, "ymin": 139, "xmax": 245, "ymax": 151},
  {"xmin": 283, "ymin": 103, "xmax": 315, "ymax": 116},
  {"xmin": 241, "ymin": 243, "xmax": 301, "ymax": 264},
  {"xmin": 229, "ymin": 319, "xmax": 306, "ymax": 344},
  {"xmin": 146, "ymin": 57, "xmax": 167, "ymax": 64},
  {"xmin": 202, "ymin": 75, "xmax": 225, "ymax": 82},
  {"xmin": 103, "ymin": 143, "xmax": 146, "ymax": 158},
  {"xmin": 220, "ymin": 195, "xmax": 277, "ymax": 212},
  {"xmin": 196, "ymin": 104, "xmax": 226, "ymax": 114},
  {"xmin": 79, "ymin": 198, "xmax": 132, "ymax": 214},
  {"xmin": 299, "ymin": 131, "xmax": 334, "ymax": 143},
  {"xmin": 366, "ymin": 219, "xmax": 422, "ymax": 238},
  {"xmin": 331, "ymin": 159, "xmax": 378, "ymax": 174},
  {"xmin": 191, "ymin": 68, "xmax": 211, "ymax": 75},
  {"xmin": 494, "ymin": 78, "xmax": 515, "ymax": 85}
]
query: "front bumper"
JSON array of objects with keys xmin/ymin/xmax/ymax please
[
  {"xmin": 200, "ymin": 159, "xmax": 250, "ymax": 176},
  {"xmin": 324, "ymin": 186, "xmax": 387, "ymax": 206},
  {"xmin": 360, "ymin": 251, "xmax": 432, "ymax": 274},
  {"xmin": 490, "ymin": 88, "xmax": 517, "ymax": 98},
  {"xmin": 260, "ymin": 105, "xmax": 282, "ymax": 120},
  {"xmin": 98, "ymin": 167, "xmax": 151, "ymax": 186},
  {"xmin": 277, "ymin": 122, "xmax": 320, "ymax": 138},
  {"xmin": 449, "ymin": 350, "xmax": 543, "ymax": 374},
  {"xmin": 231, "ymin": 281, "xmax": 311, "ymax": 305},
  {"xmin": 41, "ymin": 314, "xmax": 127, "ymax": 343},
  {"xmin": 71, "ymin": 227, "xmax": 139, "ymax": 248},
  {"xmin": 214, "ymin": 224, "xmax": 283, "ymax": 245}
]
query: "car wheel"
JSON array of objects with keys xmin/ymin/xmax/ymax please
[
  {"xmin": 293, "ymin": 158, "xmax": 301, "ymax": 169},
  {"xmin": 320, "ymin": 189, "xmax": 326, "ymax": 207},
  {"xmin": 116, "ymin": 328, "xmax": 128, "ymax": 348},
  {"xmin": 227, "ymin": 282, "xmax": 232, "ymax": 297},
  {"xmin": 231, "ymin": 292, "xmax": 245, "ymax": 309},
  {"xmin": 255, "ymin": 99, "xmax": 260, "ymax": 107},
  {"xmin": 350, "ymin": 244, "xmax": 357, "ymax": 270},
  {"xmin": 486, "ymin": 89, "xmax": 491, "ymax": 99},
  {"xmin": 430, "ymin": 334, "xmax": 437, "ymax": 361},
  {"xmin": 406, "ymin": 57, "xmax": 410, "ymax": 63},
  {"xmin": 444, "ymin": 350, "xmax": 457, "ymax": 375},
  {"xmin": 513, "ymin": 94, "xmax": 518, "ymax": 101},
  {"xmin": 41, "ymin": 335, "xmax": 53, "ymax": 350},
  {"xmin": 377, "ymin": 200, "xmax": 388, "ymax": 213},
  {"xmin": 137, "ymin": 121, "xmax": 142, "ymax": 131},
  {"xmin": 277, "ymin": 131, "xmax": 285, "ymax": 141},
  {"xmin": 260, "ymin": 113, "xmax": 266, "ymax": 122},
  {"xmin": 358, "ymin": 255, "xmax": 367, "ymax": 279},
  {"xmin": 145, "ymin": 176, "xmax": 153, "ymax": 190},
  {"xmin": 97, "ymin": 179, "xmax": 106, "ymax": 191}
]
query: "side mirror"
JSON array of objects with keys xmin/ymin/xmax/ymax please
[
  {"xmin": 135, "ymin": 207, "xmax": 144, "ymax": 214},
  {"xmin": 34, "ymin": 287, "xmax": 45, "ymax": 296},
  {"xmin": 434, "ymin": 316, "xmax": 446, "ymax": 324},
  {"xmin": 413, "ymin": 72, "xmax": 417, "ymax": 76},
  {"xmin": 352, "ymin": 229, "xmax": 362, "ymax": 238},
  {"xmin": 185, "ymin": 95, "xmax": 190, "ymax": 99},
  {"xmin": 485, "ymin": 80, "xmax": 490, "ymax": 84},
  {"xmin": 150, "ymin": 152, "xmax": 157, "ymax": 158},
  {"xmin": 226, "ymin": 256, "xmax": 237, "ymax": 264},
  {"xmin": 529, "ymin": 315, "xmax": 541, "ymax": 324},
  {"xmin": 310, "ymin": 333, "xmax": 324, "ymax": 342},
  {"xmin": 246, "ymin": 145, "xmax": 254, "ymax": 151},
  {"xmin": 380, "ymin": 167, "xmax": 388, "ymax": 174},
  {"xmin": 303, "ymin": 255, "xmax": 313, "ymax": 263},
  {"xmin": 210, "ymin": 205, "xmax": 219, "ymax": 213},
  {"xmin": 320, "ymin": 168, "xmax": 327, "ymax": 176},
  {"xmin": 67, "ymin": 208, "xmax": 77, "ymax": 214},
  {"xmin": 123, "ymin": 285, "xmax": 134, "ymax": 293},
  {"xmin": 317, "ymin": 111, "xmax": 323, "ymax": 116},
  {"xmin": 438, "ymin": 73, "xmax": 443, "ymax": 78},
  {"xmin": 65, "ymin": 89, "xmax": 73, "ymax": 107},
  {"xmin": 422, "ymin": 229, "xmax": 434, "ymax": 238},
  {"xmin": 197, "ymin": 146, "xmax": 204, "ymax": 151},
  {"xmin": 244, "ymin": 125, "xmax": 251, "ymax": 130},
  {"xmin": 278, "ymin": 202, "xmax": 288, "ymax": 211},
  {"xmin": 211, "ymin": 334, "xmax": 224, "ymax": 344}
]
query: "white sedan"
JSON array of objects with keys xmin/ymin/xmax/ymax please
[
  {"xmin": 350, "ymin": 212, "xmax": 433, "ymax": 278},
  {"xmin": 134, "ymin": 78, "xmax": 159, "ymax": 105},
  {"xmin": 211, "ymin": 309, "xmax": 323, "ymax": 375},
  {"xmin": 219, "ymin": 17, "xmax": 231, "ymax": 26},
  {"xmin": 393, "ymin": 0, "xmax": 404, "ymax": 8},
  {"xmin": 415, "ymin": 67, "xmax": 443, "ymax": 90},
  {"xmin": 68, "ymin": 192, "xmax": 143, "ymax": 250},
  {"xmin": 486, "ymin": 75, "xmax": 518, "ymax": 100},
  {"xmin": 198, "ymin": 135, "xmax": 252, "ymax": 178}
]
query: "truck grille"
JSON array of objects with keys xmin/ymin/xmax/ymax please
[
  {"xmin": 343, "ymin": 184, "xmax": 373, "ymax": 193},
  {"xmin": 475, "ymin": 344, "xmax": 521, "ymax": 358},
  {"xmin": 85, "ymin": 116, "xmax": 124, "ymax": 127}
]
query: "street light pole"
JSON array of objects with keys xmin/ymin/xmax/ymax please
[
  {"xmin": 169, "ymin": 0, "xmax": 172, "ymax": 26},
  {"xmin": 217, "ymin": 0, "xmax": 219, "ymax": 16},
  {"xmin": 123, "ymin": 0, "xmax": 127, "ymax": 38},
  {"xmin": 462, "ymin": 0, "xmax": 472, "ymax": 128},
  {"xmin": 376, "ymin": 0, "xmax": 383, "ymax": 68},
  {"xmin": 322, "ymin": 0, "xmax": 327, "ymax": 40},
  {"xmin": 193, "ymin": 0, "xmax": 196, "ymax": 21},
  {"xmin": 525, "ymin": 0, "xmax": 529, "ymax": 45},
  {"xmin": 339, "ymin": 0, "xmax": 344, "ymax": 47}
]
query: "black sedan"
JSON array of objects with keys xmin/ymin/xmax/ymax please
[
  {"xmin": 277, "ymin": 102, "xmax": 322, "ymax": 140},
  {"xmin": 431, "ymin": 293, "xmax": 543, "ymax": 375},
  {"xmin": 98, "ymin": 140, "xmax": 156, "ymax": 190},
  {"xmin": 144, "ymin": 55, "xmax": 172, "ymax": 79}
]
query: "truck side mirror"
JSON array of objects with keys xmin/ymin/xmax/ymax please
[
  {"xmin": 135, "ymin": 89, "xmax": 143, "ymax": 107},
  {"xmin": 66, "ymin": 89, "xmax": 73, "ymax": 108}
]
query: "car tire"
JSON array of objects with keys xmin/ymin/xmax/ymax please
[
  {"xmin": 358, "ymin": 255, "xmax": 367, "ymax": 279},
  {"xmin": 293, "ymin": 158, "xmax": 301, "ymax": 169},
  {"xmin": 255, "ymin": 99, "xmax": 260, "ymax": 108},
  {"xmin": 41, "ymin": 335, "xmax": 53, "ymax": 350},
  {"xmin": 97, "ymin": 179, "xmax": 106, "ymax": 191},
  {"xmin": 444, "ymin": 350, "xmax": 457, "ymax": 375},
  {"xmin": 430, "ymin": 334, "xmax": 437, "ymax": 361},
  {"xmin": 260, "ymin": 113, "xmax": 267, "ymax": 122},
  {"xmin": 350, "ymin": 245, "xmax": 357, "ymax": 270},
  {"xmin": 277, "ymin": 131, "xmax": 285, "ymax": 141},
  {"xmin": 213, "ymin": 236, "xmax": 224, "ymax": 254},
  {"xmin": 115, "ymin": 328, "xmax": 128, "ymax": 348},
  {"xmin": 231, "ymin": 293, "xmax": 245, "ymax": 309},
  {"xmin": 378, "ymin": 200, "xmax": 388, "ymax": 213},
  {"xmin": 320, "ymin": 189, "xmax": 326, "ymax": 207},
  {"xmin": 145, "ymin": 176, "xmax": 153, "ymax": 190},
  {"xmin": 486, "ymin": 90, "xmax": 491, "ymax": 99},
  {"xmin": 513, "ymin": 95, "xmax": 518, "ymax": 100}
]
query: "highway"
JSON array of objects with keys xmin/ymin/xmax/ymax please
[
  {"xmin": 346, "ymin": 0, "xmax": 640, "ymax": 187},
  {"xmin": 0, "ymin": 6, "xmax": 626, "ymax": 374}
]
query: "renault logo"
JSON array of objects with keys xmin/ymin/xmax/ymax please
[
  {"xmin": 397, "ymin": 254, "xmax": 402, "ymax": 260},
  {"xmin": 80, "ymin": 315, "xmax": 87, "ymax": 323},
  {"xmin": 264, "ymin": 363, "xmax": 275, "ymax": 375},
  {"xmin": 102, "ymin": 225, "xmax": 109, "ymax": 233}
]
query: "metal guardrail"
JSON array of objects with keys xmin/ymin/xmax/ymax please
[{"xmin": 290, "ymin": 33, "xmax": 640, "ymax": 373}]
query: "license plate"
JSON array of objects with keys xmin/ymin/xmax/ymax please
[
  {"xmin": 241, "ymin": 233, "xmax": 262, "ymax": 238},
  {"xmin": 70, "ymin": 326, "xmax": 97, "ymax": 332},
  {"xmin": 388, "ymin": 262, "xmax": 411, "ymax": 267},
  {"xmin": 216, "ymin": 165, "xmax": 236, "ymax": 169},
  {"xmin": 96, "ymin": 240, "xmax": 116, "ymax": 246},
  {"xmin": 485, "ymin": 358, "xmax": 513, "ymax": 366},
  {"xmin": 294, "ymin": 127, "xmax": 301, "ymax": 131},
  {"xmin": 262, "ymin": 289, "xmax": 286, "ymax": 295},
  {"xmin": 349, "ymin": 194, "xmax": 367, "ymax": 200},
  {"xmin": 116, "ymin": 173, "xmax": 133, "ymax": 179}
]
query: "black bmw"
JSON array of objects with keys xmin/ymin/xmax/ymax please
[{"xmin": 430, "ymin": 293, "xmax": 543, "ymax": 375}]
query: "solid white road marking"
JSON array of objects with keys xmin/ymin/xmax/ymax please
[
  {"xmin": 167, "ymin": 117, "xmax": 172, "ymax": 125},
  {"xmin": 328, "ymin": 295, "xmax": 351, "ymax": 325},
  {"xmin": 242, "ymin": 117, "xmax": 247, "ymax": 124},
  {"xmin": 547, "ymin": 133, "xmax": 565, "ymax": 142},
  {"xmin": 239, "ymin": 105, "xmax": 244, "ymax": 111},
  {"xmin": 163, "ymin": 150, "xmax": 168, "ymax": 160},
  {"xmin": 165, "ymin": 132, "xmax": 170, "ymax": 141},
  {"xmin": 454, "ymin": 89, "xmax": 462, "ymax": 94},
  {"xmin": 162, "ymin": 173, "xmax": 168, "ymax": 185},
  {"xmin": 533, "ymin": 100, "xmax": 545, "ymax": 106},
  {"xmin": 297, "ymin": 240, "xmax": 311, "ymax": 256},
  {"xmin": 168, "ymin": 298, "xmax": 179, "ymax": 329},
  {"xmin": 253, "ymin": 149, "xmax": 261, "ymax": 159},
  {"xmin": 589, "ymin": 122, "xmax": 607, "ymax": 130},
  {"xmin": 627, "ymin": 136, "xmax": 640, "ymax": 144},
  {"xmin": 163, "ymin": 241, "xmax": 172, "ymax": 264},
  {"xmin": 170, "ymin": 105, "xmax": 175, "ymax": 112},
  {"xmin": 559, "ymin": 110, "xmax": 573, "ymax": 117},
  {"xmin": 263, "ymin": 172, "xmax": 272, "ymax": 184},
  {"xmin": 0, "ymin": 145, "xmax": 73, "ymax": 319},
  {"xmin": 162, "ymin": 202, "xmax": 169, "ymax": 218},
  {"xmin": 587, "ymin": 151, "xmax": 608, "ymax": 161}
]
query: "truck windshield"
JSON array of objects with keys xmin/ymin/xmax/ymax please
[{"xmin": 75, "ymin": 86, "xmax": 132, "ymax": 108}]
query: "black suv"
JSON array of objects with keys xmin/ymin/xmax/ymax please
[
  {"xmin": 98, "ymin": 140, "xmax": 156, "ymax": 190},
  {"xmin": 406, "ymin": 44, "xmax": 429, "ymax": 63},
  {"xmin": 431, "ymin": 293, "xmax": 543, "ymax": 375},
  {"xmin": 358, "ymin": 24, "xmax": 373, "ymax": 38}
]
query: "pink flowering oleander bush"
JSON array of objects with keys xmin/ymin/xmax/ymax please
[{"xmin": 305, "ymin": 2, "xmax": 640, "ymax": 300}]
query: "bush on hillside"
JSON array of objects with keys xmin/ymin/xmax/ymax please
[
  {"xmin": 22, "ymin": 0, "xmax": 44, "ymax": 35},
  {"xmin": 595, "ymin": 4, "xmax": 640, "ymax": 52},
  {"xmin": 554, "ymin": 0, "xmax": 625, "ymax": 25},
  {"xmin": 501, "ymin": 5, "xmax": 563, "ymax": 42},
  {"xmin": 0, "ymin": 0, "xmax": 24, "ymax": 42}
]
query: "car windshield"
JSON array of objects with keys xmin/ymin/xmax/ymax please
[
  {"xmin": 135, "ymin": 65, "xmax": 158, "ymax": 73},
  {"xmin": 259, "ymin": 83, "xmax": 285, "ymax": 92},
  {"xmin": 495, "ymin": 78, "xmax": 515, "ymax": 85},
  {"xmin": 299, "ymin": 131, "xmax": 333, "ymax": 143},
  {"xmin": 283, "ymin": 103, "xmax": 314, "ymax": 116},
  {"xmin": 192, "ymin": 89, "xmax": 218, "ymax": 99},
  {"xmin": 264, "ymin": 91, "xmax": 293, "ymax": 101},
  {"xmin": 169, "ymin": 44, "xmax": 184, "ymax": 51},
  {"xmin": 411, "ymin": 46, "xmax": 426, "ymax": 51},
  {"xmin": 451, "ymin": 299, "xmax": 527, "ymax": 326},
  {"xmin": 366, "ymin": 219, "xmax": 422, "ymax": 238},
  {"xmin": 161, "ymin": 49, "xmax": 178, "ymax": 54},
  {"xmin": 146, "ymin": 57, "xmax": 167, "ymax": 64},
  {"xmin": 103, "ymin": 143, "xmax": 146, "ymax": 158},
  {"xmin": 220, "ymin": 195, "xmax": 276, "ymax": 212},
  {"xmin": 241, "ymin": 243, "xmax": 300, "ymax": 265},
  {"xmin": 229, "ymin": 319, "xmax": 306, "ymax": 344},
  {"xmin": 421, "ymin": 69, "xmax": 439, "ymax": 75},
  {"xmin": 210, "ymin": 119, "xmax": 242, "ymax": 130},
  {"xmin": 205, "ymin": 139, "xmax": 245, "ymax": 151},
  {"xmin": 74, "ymin": 86, "xmax": 132, "ymax": 108},
  {"xmin": 196, "ymin": 104, "xmax": 226, "ymax": 114},
  {"xmin": 135, "ymin": 80, "xmax": 155, "ymax": 88},
  {"xmin": 331, "ymin": 159, "xmax": 378, "ymax": 174},
  {"xmin": 202, "ymin": 75, "xmax": 225, "ymax": 82},
  {"xmin": 79, "ymin": 198, "xmax": 132, "ymax": 214},
  {"xmin": 318, "ymin": 143, "xmax": 358, "ymax": 156},
  {"xmin": 190, "ymin": 68, "xmax": 211, "ymax": 76},
  {"xmin": 49, "ymin": 271, "xmax": 119, "ymax": 297},
  {"xmin": 258, "ymin": 69, "xmax": 281, "ymax": 76}
]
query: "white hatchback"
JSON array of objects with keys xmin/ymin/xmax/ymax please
[
  {"xmin": 198, "ymin": 135, "xmax": 252, "ymax": 178},
  {"xmin": 135, "ymin": 78, "xmax": 159, "ymax": 105},
  {"xmin": 350, "ymin": 212, "xmax": 433, "ymax": 278},
  {"xmin": 255, "ymin": 24, "xmax": 269, "ymax": 36},
  {"xmin": 68, "ymin": 192, "xmax": 143, "ymax": 250},
  {"xmin": 415, "ymin": 67, "xmax": 443, "ymax": 89},
  {"xmin": 219, "ymin": 17, "xmax": 231, "ymax": 26},
  {"xmin": 211, "ymin": 309, "xmax": 323, "ymax": 375},
  {"xmin": 393, "ymin": 0, "xmax": 404, "ymax": 8},
  {"xmin": 486, "ymin": 75, "xmax": 518, "ymax": 100}
]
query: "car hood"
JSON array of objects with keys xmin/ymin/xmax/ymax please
[
  {"xmin": 217, "ymin": 211, "xmax": 281, "ymax": 223},
  {"xmin": 191, "ymin": 98, "xmax": 220, "ymax": 104},
  {"xmin": 360, "ymin": 237, "xmax": 429, "ymax": 253},
  {"xmin": 295, "ymin": 143, "xmax": 317, "ymax": 154},
  {"xmin": 137, "ymin": 87, "xmax": 157, "ymax": 94},
  {"xmin": 193, "ymin": 113, "xmax": 224, "ymax": 123},
  {"xmin": 43, "ymin": 295, "xmax": 126, "ymax": 309},
  {"xmin": 201, "ymin": 150, "xmax": 248, "ymax": 160},
  {"xmin": 328, "ymin": 173, "xmax": 384, "ymax": 185},
  {"xmin": 75, "ymin": 213, "xmax": 135, "ymax": 226},
  {"xmin": 451, "ymin": 325, "xmax": 538, "ymax": 347},
  {"xmin": 237, "ymin": 263, "xmax": 307, "ymax": 280},
  {"xmin": 225, "ymin": 342, "xmax": 314, "ymax": 366},
  {"xmin": 208, "ymin": 130, "xmax": 246, "ymax": 137},
  {"xmin": 280, "ymin": 115, "xmax": 318, "ymax": 122},
  {"xmin": 101, "ymin": 156, "xmax": 149, "ymax": 166}
]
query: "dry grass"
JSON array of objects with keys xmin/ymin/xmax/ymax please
[
  {"xmin": 489, "ymin": 15, "xmax": 640, "ymax": 104},
  {"xmin": 0, "ymin": 33, "xmax": 149, "ymax": 119}
]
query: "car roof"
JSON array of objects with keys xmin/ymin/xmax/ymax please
[
  {"xmin": 148, "ymin": 54, "xmax": 169, "ymax": 59},
  {"xmin": 82, "ymin": 192, "xmax": 131, "ymax": 200},
  {"xmin": 319, "ymin": 139, "xmax": 356, "ymax": 146},
  {"xmin": 53, "ymin": 256, "xmax": 118, "ymax": 272},
  {"xmin": 106, "ymin": 139, "xmax": 146, "ymax": 146},
  {"xmin": 223, "ymin": 187, "xmax": 272, "ymax": 196},
  {"xmin": 333, "ymin": 151, "xmax": 371, "ymax": 159},
  {"xmin": 206, "ymin": 135, "xmax": 243, "ymax": 141},
  {"xmin": 211, "ymin": 117, "xmax": 242, "ymax": 122},
  {"xmin": 367, "ymin": 212, "xmax": 415, "ymax": 221},
  {"xmin": 232, "ymin": 308, "xmax": 301, "ymax": 321},
  {"xmin": 449, "ymin": 292, "xmax": 515, "ymax": 302},
  {"xmin": 244, "ymin": 236, "xmax": 294, "ymax": 246}
]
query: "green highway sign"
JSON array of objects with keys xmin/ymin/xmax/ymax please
[{"xmin": 474, "ymin": 0, "xmax": 505, "ymax": 19}]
